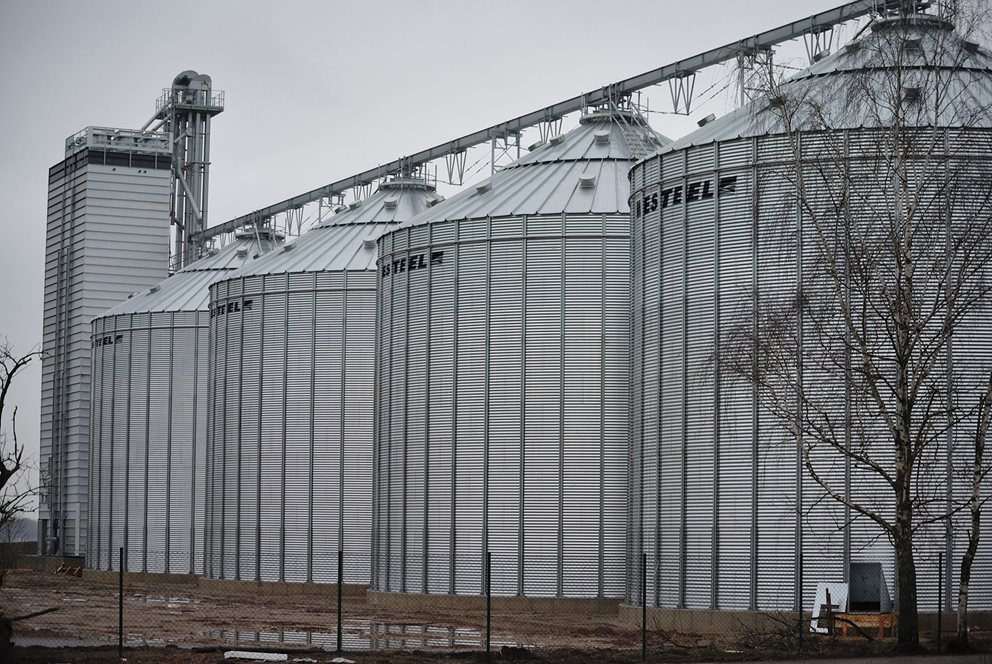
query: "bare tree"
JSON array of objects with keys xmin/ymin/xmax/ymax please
[
  {"xmin": 722, "ymin": 2, "xmax": 992, "ymax": 650},
  {"xmin": 0, "ymin": 340, "xmax": 58, "ymax": 658},
  {"xmin": 951, "ymin": 371, "xmax": 992, "ymax": 648},
  {"xmin": 0, "ymin": 342, "xmax": 41, "ymax": 583}
]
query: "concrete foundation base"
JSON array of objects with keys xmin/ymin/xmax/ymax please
[
  {"xmin": 15, "ymin": 553, "xmax": 85, "ymax": 574},
  {"xmin": 367, "ymin": 590, "xmax": 622, "ymax": 614},
  {"xmin": 617, "ymin": 604, "xmax": 992, "ymax": 636}
]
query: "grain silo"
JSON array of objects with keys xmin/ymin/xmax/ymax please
[
  {"xmin": 372, "ymin": 106, "xmax": 668, "ymax": 600},
  {"xmin": 88, "ymin": 232, "xmax": 280, "ymax": 573},
  {"xmin": 628, "ymin": 8, "xmax": 992, "ymax": 617},
  {"xmin": 203, "ymin": 176, "xmax": 442, "ymax": 584}
]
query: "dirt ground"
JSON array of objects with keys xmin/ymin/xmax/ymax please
[
  {"xmin": 0, "ymin": 645, "xmax": 705, "ymax": 664},
  {"xmin": 2, "ymin": 568, "xmax": 644, "ymax": 655},
  {"xmin": 3, "ymin": 568, "xmax": 989, "ymax": 663}
]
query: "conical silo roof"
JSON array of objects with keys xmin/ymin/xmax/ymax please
[
  {"xmin": 231, "ymin": 177, "xmax": 443, "ymax": 277},
  {"xmin": 395, "ymin": 110, "xmax": 669, "ymax": 227},
  {"xmin": 664, "ymin": 12, "xmax": 992, "ymax": 151},
  {"xmin": 100, "ymin": 232, "xmax": 281, "ymax": 315}
]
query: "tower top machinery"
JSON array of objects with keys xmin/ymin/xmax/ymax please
[{"xmin": 144, "ymin": 70, "xmax": 224, "ymax": 269}]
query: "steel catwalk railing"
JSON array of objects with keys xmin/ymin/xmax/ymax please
[{"xmin": 193, "ymin": 0, "xmax": 889, "ymax": 242}]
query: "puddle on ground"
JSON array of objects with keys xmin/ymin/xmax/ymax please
[
  {"xmin": 132, "ymin": 593, "xmax": 201, "ymax": 607},
  {"xmin": 14, "ymin": 634, "xmax": 182, "ymax": 649},
  {"xmin": 202, "ymin": 621, "xmax": 531, "ymax": 650}
]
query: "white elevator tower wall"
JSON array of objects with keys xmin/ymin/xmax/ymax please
[{"xmin": 41, "ymin": 127, "xmax": 172, "ymax": 556}]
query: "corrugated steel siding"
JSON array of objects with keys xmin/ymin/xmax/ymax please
[
  {"xmin": 44, "ymin": 156, "xmax": 171, "ymax": 558},
  {"xmin": 373, "ymin": 213, "xmax": 630, "ymax": 598},
  {"xmin": 202, "ymin": 186, "xmax": 437, "ymax": 585},
  {"xmin": 87, "ymin": 311, "xmax": 209, "ymax": 573},
  {"xmin": 203, "ymin": 271, "xmax": 377, "ymax": 583},
  {"xmin": 629, "ymin": 127, "xmax": 992, "ymax": 611},
  {"xmin": 87, "ymin": 237, "xmax": 275, "ymax": 573}
]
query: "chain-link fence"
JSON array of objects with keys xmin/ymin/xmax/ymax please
[{"xmin": 3, "ymin": 545, "xmax": 984, "ymax": 660}]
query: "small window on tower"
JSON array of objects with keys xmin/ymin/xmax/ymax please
[{"xmin": 902, "ymin": 86, "xmax": 922, "ymax": 104}]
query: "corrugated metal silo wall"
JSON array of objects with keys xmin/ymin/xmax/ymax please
[
  {"xmin": 88, "ymin": 311, "xmax": 208, "ymax": 573},
  {"xmin": 204, "ymin": 270, "xmax": 375, "ymax": 583},
  {"xmin": 373, "ymin": 213, "xmax": 629, "ymax": 598},
  {"xmin": 628, "ymin": 128, "xmax": 992, "ymax": 611}
]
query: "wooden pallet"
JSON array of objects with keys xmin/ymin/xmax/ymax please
[{"xmin": 833, "ymin": 612, "xmax": 898, "ymax": 638}]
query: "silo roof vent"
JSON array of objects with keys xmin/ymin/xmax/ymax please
[
  {"xmin": 349, "ymin": 201, "xmax": 362, "ymax": 210},
  {"xmin": 149, "ymin": 285, "xmax": 160, "ymax": 293},
  {"xmin": 549, "ymin": 135, "xmax": 565, "ymax": 146},
  {"xmin": 579, "ymin": 173, "xmax": 597, "ymax": 188},
  {"xmin": 363, "ymin": 237, "xmax": 377, "ymax": 249},
  {"xmin": 593, "ymin": 130, "xmax": 610, "ymax": 144},
  {"xmin": 384, "ymin": 198, "xmax": 398, "ymax": 210},
  {"xmin": 527, "ymin": 139, "xmax": 546, "ymax": 151},
  {"xmin": 476, "ymin": 182, "xmax": 492, "ymax": 195},
  {"xmin": 236, "ymin": 248, "xmax": 249, "ymax": 257},
  {"xmin": 697, "ymin": 113, "xmax": 717, "ymax": 127},
  {"xmin": 281, "ymin": 242, "xmax": 296, "ymax": 252}
]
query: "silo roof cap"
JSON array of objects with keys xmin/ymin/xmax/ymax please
[
  {"xmin": 316, "ymin": 177, "xmax": 442, "ymax": 229},
  {"xmin": 393, "ymin": 110, "xmax": 669, "ymax": 226},
  {"xmin": 226, "ymin": 181, "xmax": 441, "ymax": 276},
  {"xmin": 654, "ymin": 12, "xmax": 992, "ymax": 155}
]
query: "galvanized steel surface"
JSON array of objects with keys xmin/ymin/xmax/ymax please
[
  {"xmin": 395, "ymin": 113, "xmax": 667, "ymax": 226},
  {"xmin": 373, "ymin": 112, "xmax": 668, "ymax": 598},
  {"xmin": 628, "ymin": 16, "xmax": 992, "ymax": 612},
  {"xmin": 235, "ymin": 179, "xmax": 443, "ymax": 277},
  {"xmin": 661, "ymin": 14, "xmax": 992, "ymax": 154},
  {"xmin": 104, "ymin": 235, "xmax": 280, "ymax": 315},
  {"xmin": 87, "ymin": 235, "xmax": 279, "ymax": 573},
  {"xmin": 42, "ymin": 150, "xmax": 171, "ymax": 557},
  {"xmin": 203, "ymin": 182, "xmax": 440, "ymax": 584}
]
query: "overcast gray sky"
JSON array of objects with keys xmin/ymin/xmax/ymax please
[{"xmin": 0, "ymin": 0, "xmax": 852, "ymax": 485}]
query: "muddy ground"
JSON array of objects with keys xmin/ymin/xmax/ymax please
[
  {"xmin": 3, "ymin": 568, "xmax": 988, "ymax": 663},
  {"xmin": 2, "ymin": 568, "xmax": 641, "ymax": 651}
]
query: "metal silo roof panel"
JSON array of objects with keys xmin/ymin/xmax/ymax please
[
  {"xmin": 232, "ymin": 181, "xmax": 440, "ymax": 277},
  {"xmin": 233, "ymin": 222, "xmax": 390, "ymax": 275},
  {"xmin": 98, "ymin": 234, "xmax": 280, "ymax": 315},
  {"xmin": 395, "ymin": 112, "xmax": 667, "ymax": 228},
  {"xmin": 659, "ymin": 15, "xmax": 992, "ymax": 154}
]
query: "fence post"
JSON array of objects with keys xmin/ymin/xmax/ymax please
[
  {"xmin": 798, "ymin": 548, "xmax": 803, "ymax": 658},
  {"xmin": 118, "ymin": 546, "xmax": 124, "ymax": 660},
  {"xmin": 337, "ymin": 549, "xmax": 344, "ymax": 652},
  {"xmin": 485, "ymin": 551, "xmax": 492, "ymax": 656},
  {"xmin": 937, "ymin": 551, "xmax": 943, "ymax": 653},
  {"xmin": 642, "ymin": 552, "xmax": 647, "ymax": 661}
]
